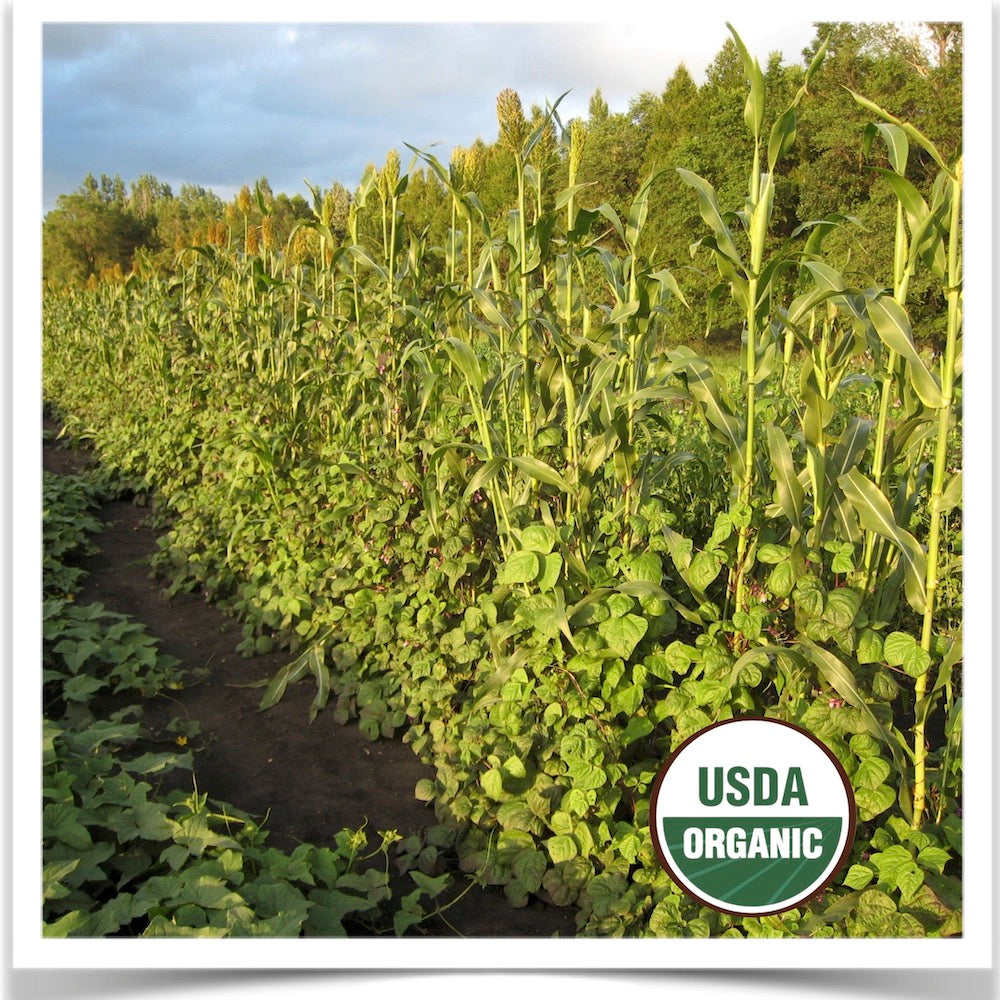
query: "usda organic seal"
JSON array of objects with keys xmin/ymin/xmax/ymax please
[{"xmin": 649, "ymin": 717, "xmax": 856, "ymax": 916}]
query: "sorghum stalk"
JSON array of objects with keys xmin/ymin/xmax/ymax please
[
  {"xmin": 732, "ymin": 152, "xmax": 766, "ymax": 616},
  {"xmin": 498, "ymin": 88, "xmax": 533, "ymax": 455},
  {"xmin": 912, "ymin": 157, "xmax": 961, "ymax": 829}
]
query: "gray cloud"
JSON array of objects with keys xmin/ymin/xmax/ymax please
[{"xmin": 43, "ymin": 20, "xmax": 817, "ymax": 211}]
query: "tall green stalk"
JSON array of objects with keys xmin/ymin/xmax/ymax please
[
  {"xmin": 913, "ymin": 157, "xmax": 961, "ymax": 829},
  {"xmin": 497, "ymin": 89, "xmax": 533, "ymax": 456}
]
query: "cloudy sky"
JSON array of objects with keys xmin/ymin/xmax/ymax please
[{"xmin": 40, "ymin": 12, "xmax": 828, "ymax": 213}]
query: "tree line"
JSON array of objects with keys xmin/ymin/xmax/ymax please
[{"xmin": 43, "ymin": 21, "xmax": 960, "ymax": 344}]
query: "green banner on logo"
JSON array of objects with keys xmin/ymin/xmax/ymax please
[{"xmin": 662, "ymin": 816, "xmax": 843, "ymax": 909}]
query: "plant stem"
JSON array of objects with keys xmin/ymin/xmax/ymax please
[{"xmin": 912, "ymin": 160, "xmax": 961, "ymax": 829}]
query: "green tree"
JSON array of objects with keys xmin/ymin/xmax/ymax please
[{"xmin": 43, "ymin": 176, "xmax": 155, "ymax": 285}]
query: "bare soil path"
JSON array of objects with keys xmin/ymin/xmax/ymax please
[{"xmin": 43, "ymin": 427, "xmax": 576, "ymax": 938}]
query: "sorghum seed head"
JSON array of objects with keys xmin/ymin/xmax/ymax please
[
  {"xmin": 236, "ymin": 185, "xmax": 252, "ymax": 215},
  {"xmin": 497, "ymin": 88, "xmax": 526, "ymax": 154},
  {"xmin": 464, "ymin": 145, "xmax": 486, "ymax": 191},
  {"xmin": 381, "ymin": 148, "xmax": 400, "ymax": 197},
  {"xmin": 569, "ymin": 120, "xmax": 588, "ymax": 181},
  {"xmin": 260, "ymin": 215, "xmax": 276, "ymax": 251},
  {"xmin": 450, "ymin": 146, "xmax": 465, "ymax": 188}
]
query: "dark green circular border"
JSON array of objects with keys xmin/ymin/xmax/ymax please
[{"xmin": 647, "ymin": 715, "xmax": 858, "ymax": 918}]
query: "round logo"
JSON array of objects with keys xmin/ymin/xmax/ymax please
[{"xmin": 649, "ymin": 717, "xmax": 856, "ymax": 916}]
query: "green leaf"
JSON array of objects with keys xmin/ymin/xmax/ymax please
[
  {"xmin": 847, "ymin": 89, "xmax": 952, "ymax": 175},
  {"xmin": 856, "ymin": 628, "xmax": 884, "ymax": 665},
  {"xmin": 545, "ymin": 834, "xmax": 579, "ymax": 864},
  {"xmin": 797, "ymin": 639, "xmax": 909, "ymax": 804},
  {"xmin": 883, "ymin": 631, "xmax": 931, "ymax": 678},
  {"xmin": 108, "ymin": 801, "xmax": 175, "ymax": 843},
  {"xmin": 497, "ymin": 551, "xmax": 540, "ymax": 586},
  {"xmin": 676, "ymin": 169, "xmax": 742, "ymax": 264},
  {"xmin": 843, "ymin": 864, "xmax": 875, "ymax": 890},
  {"xmin": 443, "ymin": 336, "xmax": 484, "ymax": 395},
  {"xmin": 481, "ymin": 768, "xmax": 505, "ymax": 801},
  {"xmin": 865, "ymin": 122, "xmax": 909, "ymax": 174},
  {"xmin": 728, "ymin": 23, "xmax": 765, "ymax": 140},
  {"xmin": 838, "ymin": 469, "xmax": 928, "ymax": 614},
  {"xmin": 62, "ymin": 674, "xmax": 106, "ymax": 702},
  {"xmin": 520, "ymin": 523, "xmax": 557, "ymax": 554},
  {"xmin": 854, "ymin": 757, "xmax": 891, "ymax": 791},
  {"xmin": 866, "ymin": 296, "xmax": 944, "ymax": 408},
  {"xmin": 536, "ymin": 553, "xmax": 563, "ymax": 593},
  {"xmin": 768, "ymin": 106, "xmax": 797, "ymax": 171},
  {"xmin": 620, "ymin": 716, "xmax": 653, "ymax": 746},
  {"xmin": 510, "ymin": 455, "xmax": 572, "ymax": 493},
  {"xmin": 43, "ymin": 804, "xmax": 92, "ymax": 850},
  {"xmin": 757, "ymin": 543, "xmax": 790, "ymax": 564},
  {"xmin": 566, "ymin": 761, "xmax": 607, "ymax": 790},
  {"xmin": 824, "ymin": 588, "xmax": 863, "ymax": 630},
  {"xmin": 43, "ymin": 859, "xmax": 81, "ymax": 901},
  {"xmin": 625, "ymin": 552, "xmax": 662, "ymax": 584},
  {"xmin": 610, "ymin": 683, "xmax": 643, "ymax": 718},
  {"xmin": 598, "ymin": 613, "xmax": 648, "ymax": 660},
  {"xmin": 688, "ymin": 549, "xmax": 724, "ymax": 593},
  {"xmin": 414, "ymin": 779, "xmax": 436, "ymax": 802},
  {"xmin": 855, "ymin": 783, "xmax": 896, "ymax": 821},
  {"xmin": 512, "ymin": 849, "xmax": 547, "ymax": 894},
  {"xmin": 768, "ymin": 561, "xmax": 794, "ymax": 598},
  {"xmin": 854, "ymin": 888, "xmax": 896, "ymax": 934},
  {"xmin": 916, "ymin": 846, "xmax": 950, "ymax": 875}
]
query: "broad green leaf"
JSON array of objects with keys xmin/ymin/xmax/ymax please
[
  {"xmin": 843, "ymin": 864, "xmax": 875, "ymax": 890},
  {"xmin": 916, "ymin": 846, "xmax": 950, "ymax": 875},
  {"xmin": 855, "ymin": 783, "xmax": 897, "ymax": 821},
  {"xmin": 546, "ymin": 834, "xmax": 579, "ymax": 864},
  {"xmin": 824, "ymin": 587, "xmax": 863, "ymax": 629},
  {"xmin": 847, "ymin": 89, "xmax": 953, "ymax": 176},
  {"xmin": 855, "ymin": 757, "xmax": 891, "ymax": 790},
  {"xmin": 768, "ymin": 561, "xmax": 794, "ymax": 598},
  {"xmin": 620, "ymin": 716, "xmax": 653, "ymax": 746},
  {"xmin": 566, "ymin": 760, "xmax": 606, "ymax": 790},
  {"xmin": 864, "ymin": 122, "xmax": 909, "ymax": 174},
  {"xmin": 757, "ymin": 543, "xmax": 790, "ymax": 564},
  {"xmin": 536, "ymin": 553, "xmax": 563, "ymax": 593},
  {"xmin": 728, "ymin": 23, "xmax": 765, "ymax": 139},
  {"xmin": 838, "ymin": 469, "xmax": 928, "ymax": 614},
  {"xmin": 598, "ymin": 614, "xmax": 648, "ymax": 660},
  {"xmin": 625, "ymin": 552, "xmax": 662, "ymax": 584},
  {"xmin": 768, "ymin": 106, "xmax": 797, "ymax": 171},
  {"xmin": 676, "ymin": 169, "xmax": 742, "ymax": 265},
  {"xmin": 883, "ymin": 631, "xmax": 931, "ymax": 678},
  {"xmin": 512, "ymin": 848, "xmax": 547, "ymax": 893},
  {"xmin": 43, "ymin": 859, "xmax": 81, "ymax": 901},
  {"xmin": 43, "ymin": 804, "xmax": 92, "ymax": 850},
  {"xmin": 610, "ymin": 683, "xmax": 643, "ymax": 717},
  {"xmin": 688, "ymin": 549, "xmax": 723, "ymax": 593},
  {"xmin": 856, "ymin": 628, "xmax": 884, "ymax": 665},
  {"xmin": 854, "ymin": 888, "xmax": 897, "ymax": 934},
  {"xmin": 520, "ymin": 523, "xmax": 557, "ymax": 554},
  {"xmin": 497, "ymin": 551, "xmax": 540, "ymax": 586},
  {"xmin": 766, "ymin": 425, "xmax": 804, "ymax": 532},
  {"xmin": 510, "ymin": 455, "xmax": 572, "ymax": 493},
  {"xmin": 443, "ymin": 336, "xmax": 484, "ymax": 395},
  {"xmin": 866, "ymin": 296, "xmax": 943, "ymax": 408}
]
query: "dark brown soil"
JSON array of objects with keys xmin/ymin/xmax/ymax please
[{"xmin": 43, "ymin": 427, "xmax": 576, "ymax": 938}]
